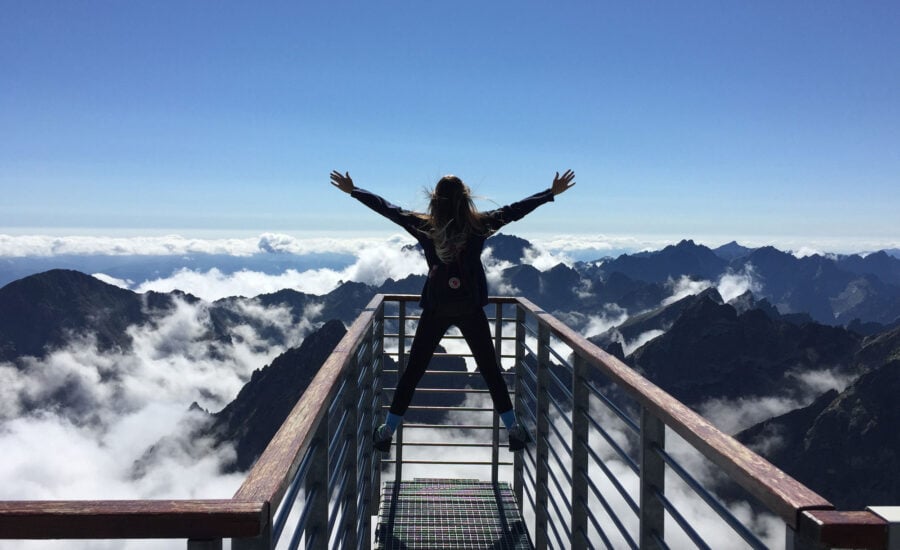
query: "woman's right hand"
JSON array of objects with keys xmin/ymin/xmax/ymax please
[
  {"xmin": 330, "ymin": 170, "xmax": 355, "ymax": 193},
  {"xmin": 552, "ymin": 169, "xmax": 576, "ymax": 195}
]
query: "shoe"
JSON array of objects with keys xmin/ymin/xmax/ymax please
[
  {"xmin": 508, "ymin": 423, "xmax": 532, "ymax": 452},
  {"xmin": 373, "ymin": 424, "xmax": 393, "ymax": 452}
]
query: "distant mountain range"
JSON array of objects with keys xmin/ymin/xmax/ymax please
[{"xmin": 1, "ymin": 234, "xmax": 899, "ymax": 509}]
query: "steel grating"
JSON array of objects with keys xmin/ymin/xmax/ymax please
[{"xmin": 375, "ymin": 478, "xmax": 532, "ymax": 549}]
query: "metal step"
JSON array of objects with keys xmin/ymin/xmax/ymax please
[{"xmin": 375, "ymin": 478, "xmax": 532, "ymax": 550}]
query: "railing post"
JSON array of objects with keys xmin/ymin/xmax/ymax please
[
  {"xmin": 571, "ymin": 354, "xmax": 590, "ymax": 550},
  {"xmin": 305, "ymin": 418, "xmax": 329, "ymax": 550},
  {"xmin": 513, "ymin": 305, "xmax": 526, "ymax": 510},
  {"xmin": 640, "ymin": 407, "xmax": 666, "ymax": 549},
  {"xmin": 342, "ymin": 349, "xmax": 360, "ymax": 550},
  {"xmin": 394, "ymin": 300, "xmax": 406, "ymax": 482},
  {"xmin": 188, "ymin": 539, "xmax": 222, "ymax": 550},
  {"xmin": 534, "ymin": 320, "xmax": 551, "ymax": 550},
  {"xmin": 231, "ymin": 516, "xmax": 271, "ymax": 550},
  {"xmin": 785, "ymin": 528, "xmax": 829, "ymax": 550},
  {"xmin": 491, "ymin": 301, "xmax": 503, "ymax": 486},
  {"xmin": 367, "ymin": 303, "xmax": 384, "ymax": 541}
]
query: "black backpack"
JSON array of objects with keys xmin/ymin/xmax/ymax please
[{"xmin": 427, "ymin": 253, "xmax": 479, "ymax": 316}]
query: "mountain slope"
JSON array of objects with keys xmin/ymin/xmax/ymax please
[
  {"xmin": 0, "ymin": 269, "xmax": 147, "ymax": 361},
  {"xmin": 627, "ymin": 295, "xmax": 862, "ymax": 406},
  {"xmin": 208, "ymin": 319, "xmax": 347, "ymax": 471},
  {"xmin": 737, "ymin": 360, "xmax": 900, "ymax": 509}
]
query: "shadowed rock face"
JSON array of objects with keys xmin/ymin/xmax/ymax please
[
  {"xmin": 627, "ymin": 295, "xmax": 861, "ymax": 407},
  {"xmin": 0, "ymin": 269, "xmax": 148, "ymax": 362},
  {"xmin": 738, "ymin": 360, "xmax": 900, "ymax": 509},
  {"xmin": 208, "ymin": 319, "xmax": 348, "ymax": 472}
]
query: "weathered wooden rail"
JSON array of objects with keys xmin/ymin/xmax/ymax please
[{"xmin": 0, "ymin": 294, "xmax": 894, "ymax": 549}]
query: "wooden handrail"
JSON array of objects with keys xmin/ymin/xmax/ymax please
[
  {"xmin": 0, "ymin": 500, "xmax": 266, "ymax": 539},
  {"xmin": 234, "ymin": 294, "xmax": 383, "ymax": 511},
  {"xmin": 513, "ymin": 296, "xmax": 834, "ymax": 529},
  {"xmin": 798, "ymin": 510, "xmax": 889, "ymax": 549}
]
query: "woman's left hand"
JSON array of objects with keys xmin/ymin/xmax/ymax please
[
  {"xmin": 551, "ymin": 169, "xmax": 576, "ymax": 195},
  {"xmin": 330, "ymin": 170, "xmax": 355, "ymax": 193}
]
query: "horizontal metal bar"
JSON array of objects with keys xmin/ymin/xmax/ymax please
[
  {"xmin": 272, "ymin": 448, "xmax": 315, "ymax": 541},
  {"xmin": 327, "ymin": 438, "xmax": 349, "ymax": 491},
  {"xmin": 543, "ymin": 340, "xmax": 574, "ymax": 371},
  {"xmin": 652, "ymin": 531, "xmax": 672, "ymax": 550},
  {"xmin": 326, "ymin": 468, "xmax": 349, "ymax": 535},
  {"xmin": 286, "ymin": 486, "xmax": 317, "ymax": 549},
  {"xmin": 586, "ymin": 409, "xmax": 640, "ymax": 474},
  {"xmin": 655, "ymin": 444, "xmax": 768, "ymax": 549},
  {"xmin": 380, "ymin": 405, "xmax": 495, "ymax": 412},
  {"xmin": 518, "ymin": 356, "xmax": 538, "ymax": 384},
  {"xmin": 580, "ymin": 468, "xmax": 639, "ymax": 550},
  {"xmin": 400, "ymin": 441, "xmax": 496, "ymax": 448},
  {"xmin": 546, "ymin": 504, "xmax": 569, "ymax": 550},
  {"xmin": 585, "ymin": 500, "xmax": 619, "ymax": 550},
  {"xmin": 544, "ymin": 454, "xmax": 573, "ymax": 514},
  {"xmin": 547, "ymin": 390, "xmax": 575, "ymax": 431},
  {"xmin": 381, "ymin": 387, "xmax": 492, "ymax": 395},
  {"xmin": 653, "ymin": 487, "xmax": 713, "ymax": 550},
  {"xmin": 379, "ymin": 460, "xmax": 514, "ymax": 466},
  {"xmin": 544, "ymin": 433, "xmax": 574, "ymax": 489},
  {"xmin": 381, "ymin": 369, "xmax": 513, "ymax": 376},
  {"xmin": 583, "ymin": 441, "xmax": 640, "ymax": 515},
  {"xmin": 586, "ymin": 380, "xmax": 640, "ymax": 433},
  {"xmin": 400, "ymin": 423, "xmax": 496, "ymax": 430},
  {"xmin": 546, "ymin": 363, "xmax": 575, "ymax": 402}
]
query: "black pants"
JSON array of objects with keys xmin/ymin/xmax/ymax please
[{"xmin": 389, "ymin": 306, "xmax": 514, "ymax": 416}]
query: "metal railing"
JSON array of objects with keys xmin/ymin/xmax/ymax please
[{"xmin": 0, "ymin": 294, "xmax": 894, "ymax": 549}]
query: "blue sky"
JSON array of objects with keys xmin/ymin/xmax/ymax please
[{"xmin": 2, "ymin": 2, "xmax": 899, "ymax": 249}]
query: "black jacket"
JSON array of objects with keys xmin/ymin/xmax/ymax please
[{"xmin": 351, "ymin": 186, "xmax": 555, "ymax": 310}]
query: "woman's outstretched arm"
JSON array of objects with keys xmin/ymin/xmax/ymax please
[
  {"xmin": 484, "ymin": 169, "xmax": 576, "ymax": 232},
  {"xmin": 330, "ymin": 170, "xmax": 424, "ymax": 236},
  {"xmin": 551, "ymin": 169, "xmax": 576, "ymax": 195},
  {"xmin": 330, "ymin": 170, "xmax": 356, "ymax": 193}
]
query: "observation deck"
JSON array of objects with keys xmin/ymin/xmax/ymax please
[{"xmin": 0, "ymin": 295, "xmax": 896, "ymax": 549}]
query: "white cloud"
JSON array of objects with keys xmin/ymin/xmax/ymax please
[
  {"xmin": 718, "ymin": 265, "xmax": 762, "ymax": 303},
  {"xmin": 521, "ymin": 244, "xmax": 573, "ymax": 271},
  {"xmin": 0, "ymin": 295, "xmax": 315, "ymax": 516},
  {"xmin": 109, "ymin": 241, "xmax": 427, "ymax": 301},
  {"xmin": 0, "ymin": 232, "xmax": 412, "ymax": 258},
  {"xmin": 663, "ymin": 276, "xmax": 713, "ymax": 306},
  {"xmin": 581, "ymin": 304, "xmax": 629, "ymax": 339},
  {"xmin": 623, "ymin": 329, "xmax": 665, "ymax": 356},
  {"xmin": 482, "ymin": 251, "xmax": 518, "ymax": 296},
  {"xmin": 697, "ymin": 368, "xmax": 854, "ymax": 435}
]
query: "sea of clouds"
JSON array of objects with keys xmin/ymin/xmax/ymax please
[{"xmin": 0, "ymin": 231, "xmax": 866, "ymax": 548}]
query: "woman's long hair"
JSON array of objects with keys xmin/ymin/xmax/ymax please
[{"xmin": 423, "ymin": 175, "xmax": 486, "ymax": 263}]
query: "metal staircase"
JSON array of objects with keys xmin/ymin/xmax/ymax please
[{"xmin": 0, "ymin": 294, "xmax": 896, "ymax": 549}]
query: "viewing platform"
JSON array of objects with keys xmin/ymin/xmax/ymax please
[{"xmin": 0, "ymin": 294, "xmax": 896, "ymax": 549}]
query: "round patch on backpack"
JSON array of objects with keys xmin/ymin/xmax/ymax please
[{"xmin": 448, "ymin": 277, "xmax": 461, "ymax": 289}]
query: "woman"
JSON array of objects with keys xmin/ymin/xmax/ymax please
[{"xmin": 330, "ymin": 169, "xmax": 575, "ymax": 452}]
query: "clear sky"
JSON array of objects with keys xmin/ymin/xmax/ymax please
[{"xmin": 2, "ymin": 2, "xmax": 899, "ymax": 248}]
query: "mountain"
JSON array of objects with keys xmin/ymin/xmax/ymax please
[
  {"xmin": 712, "ymin": 241, "xmax": 755, "ymax": 261},
  {"xmin": 627, "ymin": 294, "xmax": 862, "ymax": 407},
  {"xmin": 589, "ymin": 287, "xmax": 724, "ymax": 348},
  {"xmin": 836, "ymin": 251, "xmax": 900, "ymax": 287},
  {"xmin": 208, "ymin": 319, "xmax": 348, "ymax": 471},
  {"xmin": 728, "ymin": 247, "xmax": 900, "ymax": 326},
  {"xmin": 737, "ymin": 359, "xmax": 900, "ymax": 509},
  {"xmin": 597, "ymin": 240, "xmax": 728, "ymax": 284},
  {"xmin": 0, "ymin": 269, "xmax": 149, "ymax": 361},
  {"xmin": 484, "ymin": 233, "xmax": 534, "ymax": 264}
]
